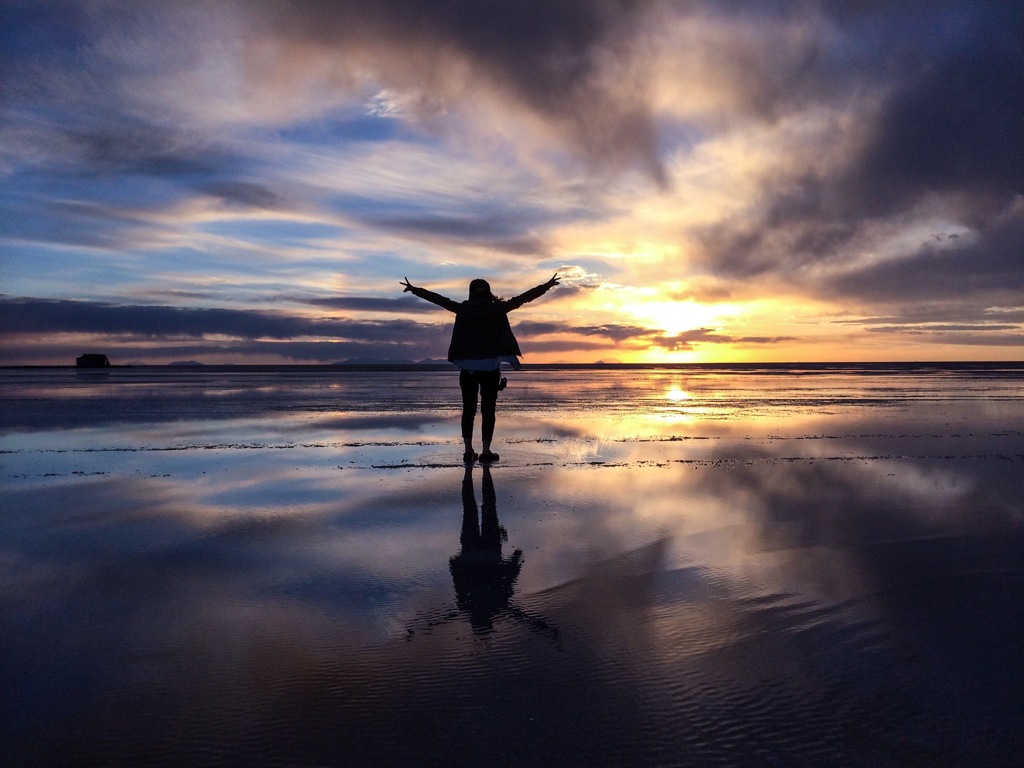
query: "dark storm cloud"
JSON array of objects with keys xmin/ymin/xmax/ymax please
[
  {"xmin": 0, "ymin": 297, "xmax": 443, "ymax": 344},
  {"xmin": 253, "ymin": 0, "xmax": 666, "ymax": 181},
  {"xmin": 844, "ymin": 33, "xmax": 1024, "ymax": 223},
  {"xmin": 824, "ymin": 204, "xmax": 1024, "ymax": 303},
  {"xmin": 694, "ymin": 3, "xmax": 1024, "ymax": 308},
  {"xmin": 793, "ymin": 5, "xmax": 1024, "ymax": 265}
]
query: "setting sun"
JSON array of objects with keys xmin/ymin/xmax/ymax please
[{"xmin": 623, "ymin": 298, "xmax": 736, "ymax": 336}]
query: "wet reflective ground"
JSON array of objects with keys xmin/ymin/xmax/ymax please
[{"xmin": 2, "ymin": 364, "xmax": 1023, "ymax": 766}]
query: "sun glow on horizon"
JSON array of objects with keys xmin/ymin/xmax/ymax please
[{"xmin": 620, "ymin": 297, "xmax": 740, "ymax": 336}]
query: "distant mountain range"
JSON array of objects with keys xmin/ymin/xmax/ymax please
[{"xmin": 163, "ymin": 358, "xmax": 619, "ymax": 367}]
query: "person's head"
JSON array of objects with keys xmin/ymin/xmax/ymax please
[{"xmin": 468, "ymin": 279, "xmax": 494, "ymax": 301}]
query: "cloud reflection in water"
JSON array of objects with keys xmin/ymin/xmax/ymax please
[{"xmin": 2, "ymin": 366, "xmax": 1022, "ymax": 765}]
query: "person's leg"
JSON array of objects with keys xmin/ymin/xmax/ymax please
[
  {"xmin": 459, "ymin": 369, "xmax": 479, "ymax": 455},
  {"xmin": 478, "ymin": 369, "xmax": 501, "ymax": 456}
]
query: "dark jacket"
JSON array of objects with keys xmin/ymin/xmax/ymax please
[{"xmin": 408, "ymin": 282, "xmax": 552, "ymax": 362}]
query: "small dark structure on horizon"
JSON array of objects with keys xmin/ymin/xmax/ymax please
[{"xmin": 76, "ymin": 353, "xmax": 111, "ymax": 368}]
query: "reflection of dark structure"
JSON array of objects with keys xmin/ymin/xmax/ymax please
[
  {"xmin": 408, "ymin": 465, "xmax": 559, "ymax": 644},
  {"xmin": 76, "ymin": 353, "xmax": 111, "ymax": 368}
]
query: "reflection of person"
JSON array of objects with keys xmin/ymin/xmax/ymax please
[
  {"xmin": 406, "ymin": 466, "xmax": 559, "ymax": 646},
  {"xmin": 449, "ymin": 464, "xmax": 523, "ymax": 634},
  {"xmin": 401, "ymin": 273, "xmax": 559, "ymax": 463}
]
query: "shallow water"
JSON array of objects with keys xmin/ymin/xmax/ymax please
[{"xmin": 2, "ymin": 364, "xmax": 1023, "ymax": 766}]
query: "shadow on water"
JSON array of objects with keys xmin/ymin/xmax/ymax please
[{"xmin": 407, "ymin": 465, "xmax": 560, "ymax": 645}]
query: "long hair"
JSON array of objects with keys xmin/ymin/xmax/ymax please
[{"xmin": 468, "ymin": 279, "xmax": 502, "ymax": 302}]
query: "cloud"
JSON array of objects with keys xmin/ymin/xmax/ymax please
[
  {"xmin": 687, "ymin": 3, "xmax": 1024, "ymax": 311},
  {"xmin": 1, "ymin": 0, "xmax": 669, "ymax": 181},
  {"xmin": 246, "ymin": 0, "xmax": 668, "ymax": 181},
  {"xmin": 843, "ymin": 18, "xmax": 1024, "ymax": 223},
  {"xmin": 653, "ymin": 328, "xmax": 797, "ymax": 351},
  {"xmin": 0, "ymin": 297, "xmax": 443, "ymax": 345},
  {"xmin": 353, "ymin": 212, "xmax": 549, "ymax": 256},
  {"xmin": 200, "ymin": 181, "xmax": 289, "ymax": 211},
  {"xmin": 305, "ymin": 296, "xmax": 438, "ymax": 314},
  {"xmin": 61, "ymin": 124, "xmax": 226, "ymax": 179},
  {"xmin": 515, "ymin": 320, "xmax": 796, "ymax": 351},
  {"xmin": 0, "ymin": 294, "xmax": 797, "ymax": 364},
  {"xmin": 834, "ymin": 303, "xmax": 1024, "ymax": 328},
  {"xmin": 823, "ymin": 202, "xmax": 1024, "ymax": 303},
  {"xmin": 515, "ymin": 320, "xmax": 652, "ymax": 342}
]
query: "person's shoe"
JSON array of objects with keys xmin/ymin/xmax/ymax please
[
  {"xmin": 479, "ymin": 451, "xmax": 499, "ymax": 463},
  {"xmin": 463, "ymin": 450, "xmax": 478, "ymax": 463},
  {"xmin": 498, "ymin": 377, "xmax": 507, "ymax": 391}
]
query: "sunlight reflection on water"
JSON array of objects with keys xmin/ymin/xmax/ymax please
[{"xmin": 2, "ymin": 365, "xmax": 1023, "ymax": 766}]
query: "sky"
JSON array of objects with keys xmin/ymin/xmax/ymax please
[{"xmin": 2, "ymin": 0, "xmax": 1023, "ymax": 365}]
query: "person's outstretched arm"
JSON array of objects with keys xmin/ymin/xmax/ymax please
[
  {"xmin": 400, "ymin": 277, "xmax": 461, "ymax": 312},
  {"xmin": 503, "ymin": 273, "xmax": 560, "ymax": 312}
]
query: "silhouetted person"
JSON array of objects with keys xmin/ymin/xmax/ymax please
[{"xmin": 401, "ymin": 273, "xmax": 559, "ymax": 463}]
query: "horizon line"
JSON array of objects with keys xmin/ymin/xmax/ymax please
[{"xmin": 4, "ymin": 360, "xmax": 1022, "ymax": 371}]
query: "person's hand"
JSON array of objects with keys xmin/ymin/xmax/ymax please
[
  {"xmin": 545, "ymin": 272, "xmax": 560, "ymax": 289},
  {"xmin": 400, "ymin": 277, "xmax": 415, "ymax": 292}
]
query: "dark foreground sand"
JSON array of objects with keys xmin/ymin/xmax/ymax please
[{"xmin": 2, "ymin": 365, "xmax": 1023, "ymax": 766}]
